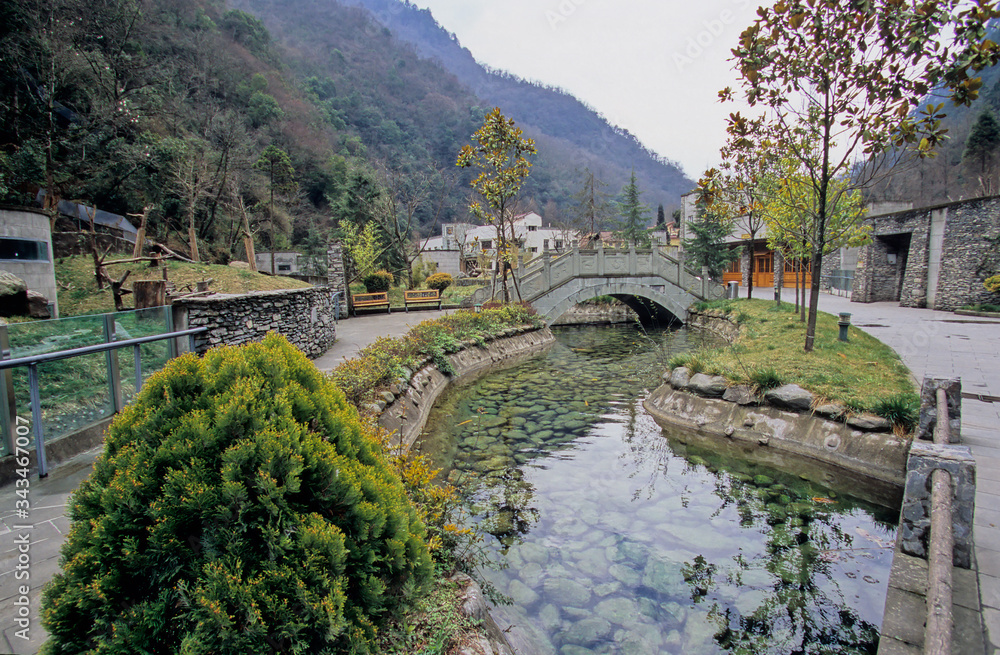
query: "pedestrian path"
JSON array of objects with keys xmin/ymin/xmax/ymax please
[{"xmin": 751, "ymin": 288, "xmax": 1000, "ymax": 652}]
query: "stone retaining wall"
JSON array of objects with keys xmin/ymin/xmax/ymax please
[
  {"xmin": 550, "ymin": 303, "xmax": 637, "ymax": 325},
  {"xmin": 684, "ymin": 308, "xmax": 740, "ymax": 341},
  {"xmin": 173, "ymin": 287, "xmax": 336, "ymax": 358}
]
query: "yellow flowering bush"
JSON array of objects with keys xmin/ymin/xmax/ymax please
[
  {"xmin": 986, "ymin": 274, "xmax": 1000, "ymax": 295},
  {"xmin": 41, "ymin": 334, "xmax": 432, "ymax": 654}
]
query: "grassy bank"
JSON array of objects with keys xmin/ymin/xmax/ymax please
[
  {"xmin": 671, "ymin": 299, "xmax": 918, "ymax": 425},
  {"xmin": 56, "ymin": 255, "xmax": 312, "ymax": 316}
]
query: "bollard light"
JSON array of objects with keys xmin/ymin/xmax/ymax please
[{"xmin": 838, "ymin": 312, "xmax": 852, "ymax": 342}]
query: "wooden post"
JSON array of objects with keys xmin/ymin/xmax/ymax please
[
  {"xmin": 129, "ymin": 206, "xmax": 151, "ymax": 259},
  {"xmin": 134, "ymin": 280, "xmax": 167, "ymax": 309}
]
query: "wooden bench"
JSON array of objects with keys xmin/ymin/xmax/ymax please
[
  {"xmin": 404, "ymin": 289, "xmax": 442, "ymax": 312},
  {"xmin": 351, "ymin": 292, "xmax": 390, "ymax": 316}
]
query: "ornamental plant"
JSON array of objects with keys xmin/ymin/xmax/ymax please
[
  {"xmin": 425, "ymin": 273, "xmax": 453, "ymax": 292},
  {"xmin": 364, "ymin": 269, "xmax": 394, "ymax": 293},
  {"xmin": 41, "ymin": 333, "xmax": 432, "ymax": 655},
  {"xmin": 986, "ymin": 274, "xmax": 1000, "ymax": 295}
]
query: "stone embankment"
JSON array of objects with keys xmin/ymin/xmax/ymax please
[
  {"xmin": 551, "ymin": 303, "xmax": 637, "ymax": 326},
  {"xmin": 360, "ymin": 325, "xmax": 555, "ymax": 655},
  {"xmin": 644, "ymin": 368, "xmax": 909, "ymax": 494}
]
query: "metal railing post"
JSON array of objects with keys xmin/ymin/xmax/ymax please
[
  {"xmin": 164, "ymin": 305, "xmax": 177, "ymax": 360},
  {"xmin": 103, "ymin": 314, "xmax": 123, "ymax": 413},
  {"xmin": 27, "ymin": 363, "xmax": 47, "ymax": 478},
  {"xmin": 133, "ymin": 344, "xmax": 143, "ymax": 394},
  {"xmin": 0, "ymin": 325, "xmax": 13, "ymax": 456}
]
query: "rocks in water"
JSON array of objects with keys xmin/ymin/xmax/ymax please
[
  {"xmin": 687, "ymin": 373, "xmax": 728, "ymax": 398},
  {"xmin": 752, "ymin": 474, "xmax": 775, "ymax": 487},
  {"xmin": 542, "ymin": 577, "xmax": 592, "ymax": 608},
  {"xmin": 846, "ymin": 414, "xmax": 892, "ymax": 431},
  {"xmin": 669, "ymin": 367, "xmax": 691, "ymax": 389},
  {"xmin": 764, "ymin": 384, "xmax": 814, "ymax": 411},
  {"xmin": 557, "ymin": 617, "xmax": 612, "ymax": 647},
  {"xmin": 507, "ymin": 579, "xmax": 539, "ymax": 609},
  {"xmin": 641, "ymin": 555, "xmax": 685, "ymax": 597}
]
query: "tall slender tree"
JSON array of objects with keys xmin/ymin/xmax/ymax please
[
  {"xmin": 570, "ymin": 167, "xmax": 613, "ymax": 246},
  {"xmin": 253, "ymin": 145, "xmax": 297, "ymax": 274},
  {"xmin": 963, "ymin": 110, "xmax": 1000, "ymax": 195},
  {"xmin": 456, "ymin": 107, "xmax": 537, "ymax": 302}
]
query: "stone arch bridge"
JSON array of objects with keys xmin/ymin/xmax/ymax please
[{"xmin": 469, "ymin": 247, "xmax": 723, "ymax": 326}]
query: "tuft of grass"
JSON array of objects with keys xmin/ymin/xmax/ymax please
[
  {"xmin": 749, "ymin": 367, "xmax": 783, "ymax": 391},
  {"xmin": 685, "ymin": 299, "xmax": 916, "ymax": 416},
  {"xmin": 870, "ymin": 393, "xmax": 920, "ymax": 432}
]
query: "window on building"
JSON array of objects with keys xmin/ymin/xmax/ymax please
[
  {"xmin": 543, "ymin": 239, "xmax": 549, "ymax": 250},
  {"xmin": 0, "ymin": 238, "xmax": 49, "ymax": 262},
  {"xmin": 727, "ymin": 258, "xmax": 741, "ymax": 274},
  {"xmin": 530, "ymin": 247, "xmax": 538, "ymax": 253},
  {"xmin": 481, "ymin": 240, "xmax": 492, "ymax": 250},
  {"xmin": 555, "ymin": 240, "xmax": 563, "ymax": 250},
  {"xmin": 783, "ymin": 258, "xmax": 812, "ymax": 273},
  {"xmin": 527, "ymin": 226, "xmax": 537, "ymax": 232},
  {"xmin": 278, "ymin": 264, "xmax": 292, "ymax": 272}
]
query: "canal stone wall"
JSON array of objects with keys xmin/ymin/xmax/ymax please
[
  {"xmin": 644, "ymin": 371, "xmax": 910, "ymax": 493},
  {"xmin": 374, "ymin": 327, "xmax": 556, "ymax": 452}
]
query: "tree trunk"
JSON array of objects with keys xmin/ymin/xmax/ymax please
[
  {"xmin": 134, "ymin": 280, "xmax": 167, "ymax": 309},
  {"xmin": 745, "ymin": 241, "xmax": 754, "ymax": 300}
]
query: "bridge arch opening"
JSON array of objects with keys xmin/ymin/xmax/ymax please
[{"xmin": 541, "ymin": 282, "xmax": 690, "ymax": 328}]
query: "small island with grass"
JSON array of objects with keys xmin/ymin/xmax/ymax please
[{"xmin": 645, "ymin": 298, "xmax": 918, "ymax": 495}]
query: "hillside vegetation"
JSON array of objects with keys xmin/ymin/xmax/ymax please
[{"xmin": 1, "ymin": 0, "xmax": 691, "ymax": 282}]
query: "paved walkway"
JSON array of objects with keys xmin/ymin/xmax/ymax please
[
  {"xmin": 0, "ymin": 296, "xmax": 997, "ymax": 652},
  {"xmin": 750, "ymin": 287, "xmax": 1000, "ymax": 653}
]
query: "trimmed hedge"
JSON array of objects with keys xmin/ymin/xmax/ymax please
[
  {"xmin": 364, "ymin": 270, "xmax": 394, "ymax": 293},
  {"xmin": 425, "ymin": 273, "xmax": 454, "ymax": 292},
  {"xmin": 42, "ymin": 334, "xmax": 432, "ymax": 654}
]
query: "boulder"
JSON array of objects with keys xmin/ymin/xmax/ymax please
[
  {"xmin": 228, "ymin": 261, "xmax": 251, "ymax": 269},
  {"xmin": 813, "ymin": 403, "xmax": 846, "ymax": 420},
  {"xmin": 0, "ymin": 271, "xmax": 28, "ymax": 317},
  {"xmin": 765, "ymin": 384, "xmax": 814, "ymax": 411},
  {"xmin": 26, "ymin": 290, "xmax": 51, "ymax": 319},
  {"xmin": 687, "ymin": 373, "xmax": 728, "ymax": 398},
  {"xmin": 722, "ymin": 385, "xmax": 758, "ymax": 405},
  {"xmin": 847, "ymin": 414, "xmax": 892, "ymax": 432},
  {"xmin": 669, "ymin": 367, "xmax": 691, "ymax": 389}
]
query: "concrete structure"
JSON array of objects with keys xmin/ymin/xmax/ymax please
[
  {"xmin": 853, "ymin": 195, "xmax": 1000, "ymax": 310},
  {"xmin": 0, "ymin": 207, "xmax": 58, "ymax": 317},
  {"xmin": 255, "ymin": 251, "xmax": 305, "ymax": 275},
  {"xmin": 470, "ymin": 247, "xmax": 721, "ymax": 325}
]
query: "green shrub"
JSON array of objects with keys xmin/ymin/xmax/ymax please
[
  {"xmin": 871, "ymin": 393, "xmax": 920, "ymax": 433},
  {"xmin": 425, "ymin": 273, "xmax": 454, "ymax": 292},
  {"xmin": 749, "ymin": 367, "xmax": 783, "ymax": 391},
  {"xmin": 985, "ymin": 274, "xmax": 1000, "ymax": 295},
  {"xmin": 364, "ymin": 269, "xmax": 395, "ymax": 293},
  {"xmin": 42, "ymin": 334, "xmax": 432, "ymax": 654}
]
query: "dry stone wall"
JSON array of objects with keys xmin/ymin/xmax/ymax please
[{"xmin": 173, "ymin": 287, "xmax": 336, "ymax": 357}]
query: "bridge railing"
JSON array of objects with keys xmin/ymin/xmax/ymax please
[{"xmin": 468, "ymin": 247, "xmax": 718, "ymax": 306}]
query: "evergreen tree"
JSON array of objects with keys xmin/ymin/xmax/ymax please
[
  {"xmin": 616, "ymin": 169, "xmax": 651, "ymax": 247},
  {"xmin": 963, "ymin": 110, "xmax": 1000, "ymax": 194},
  {"xmin": 656, "ymin": 204, "xmax": 666, "ymax": 227},
  {"xmin": 682, "ymin": 207, "xmax": 737, "ymax": 280},
  {"xmin": 570, "ymin": 167, "xmax": 613, "ymax": 243}
]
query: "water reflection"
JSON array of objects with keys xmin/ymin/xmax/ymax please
[{"xmin": 417, "ymin": 325, "xmax": 896, "ymax": 654}]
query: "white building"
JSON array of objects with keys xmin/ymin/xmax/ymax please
[{"xmin": 420, "ymin": 213, "xmax": 575, "ymax": 276}]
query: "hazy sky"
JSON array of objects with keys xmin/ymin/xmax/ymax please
[{"xmin": 406, "ymin": 0, "xmax": 766, "ymax": 179}]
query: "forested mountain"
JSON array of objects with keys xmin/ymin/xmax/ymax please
[
  {"xmin": 335, "ymin": 0, "xmax": 693, "ymax": 212},
  {"xmin": 872, "ymin": 55, "xmax": 1000, "ymax": 206},
  {"xmin": 0, "ymin": 0, "xmax": 691, "ymax": 271}
]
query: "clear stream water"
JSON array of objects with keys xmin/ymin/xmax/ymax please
[{"xmin": 417, "ymin": 325, "xmax": 897, "ymax": 655}]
